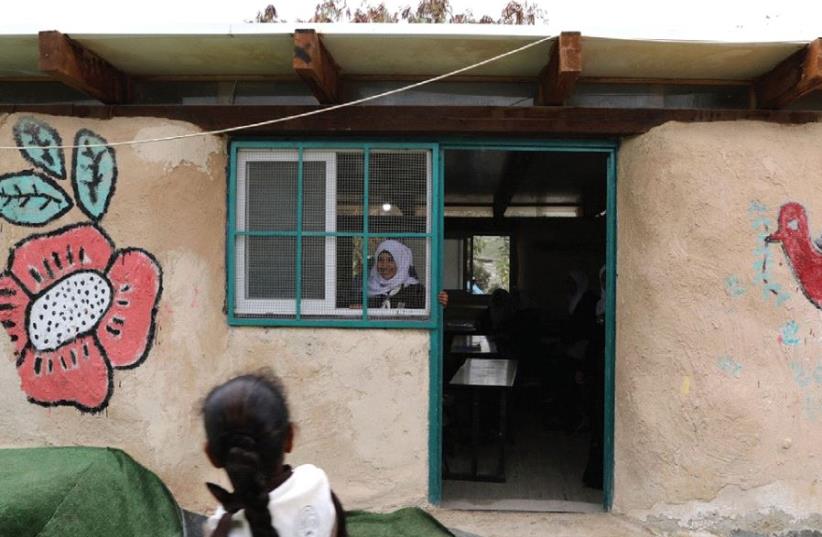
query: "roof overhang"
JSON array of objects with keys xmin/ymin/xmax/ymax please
[{"xmin": 0, "ymin": 23, "xmax": 813, "ymax": 81}]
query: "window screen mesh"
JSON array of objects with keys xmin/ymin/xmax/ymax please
[
  {"xmin": 336, "ymin": 151, "xmax": 365, "ymax": 232},
  {"xmin": 246, "ymin": 161, "xmax": 297, "ymax": 230},
  {"xmin": 233, "ymin": 147, "xmax": 432, "ymax": 321},
  {"xmin": 245, "ymin": 236, "xmax": 295, "ymax": 300},
  {"xmin": 301, "ymin": 237, "xmax": 327, "ymax": 301},
  {"xmin": 302, "ymin": 160, "xmax": 327, "ymax": 232},
  {"xmin": 369, "ymin": 151, "xmax": 429, "ymax": 234}
]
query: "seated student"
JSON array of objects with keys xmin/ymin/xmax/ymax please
[
  {"xmin": 349, "ymin": 240, "xmax": 448, "ymax": 309},
  {"xmin": 203, "ymin": 372, "xmax": 346, "ymax": 537},
  {"xmin": 483, "ymin": 288, "xmax": 538, "ymax": 361}
]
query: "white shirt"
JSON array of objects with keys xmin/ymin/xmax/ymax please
[{"xmin": 206, "ymin": 464, "xmax": 337, "ymax": 537}]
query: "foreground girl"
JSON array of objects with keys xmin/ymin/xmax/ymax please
[{"xmin": 203, "ymin": 373, "xmax": 346, "ymax": 537}]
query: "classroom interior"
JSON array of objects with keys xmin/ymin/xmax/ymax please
[{"xmin": 439, "ymin": 147, "xmax": 608, "ymax": 512}]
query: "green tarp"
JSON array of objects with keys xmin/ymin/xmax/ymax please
[
  {"xmin": 0, "ymin": 447, "xmax": 455, "ymax": 537},
  {"xmin": 347, "ymin": 507, "xmax": 454, "ymax": 537},
  {"xmin": 0, "ymin": 447, "xmax": 182, "ymax": 537}
]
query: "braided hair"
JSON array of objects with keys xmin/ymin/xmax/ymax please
[{"xmin": 203, "ymin": 372, "xmax": 291, "ymax": 537}]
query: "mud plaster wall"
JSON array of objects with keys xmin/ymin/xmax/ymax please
[
  {"xmin": 0, "ymin": 114, "xmax": 430, "ymax": 513},
  {"xmin": 615, "ymin": 121, "xmax": 822, "ymax": 533}
]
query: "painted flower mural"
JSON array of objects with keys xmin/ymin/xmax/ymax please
[
  {"xmin": 0, "ymin": 223, "xmax": 162, "ymax": 412},
  {"xmin": 0, "ymin": 117, "xmax": 163, "ymax": 413}
]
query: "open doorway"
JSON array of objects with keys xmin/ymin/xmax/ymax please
[{"xmin": 439, "ymin": 145, "xmax": 612, "ymax": 512}]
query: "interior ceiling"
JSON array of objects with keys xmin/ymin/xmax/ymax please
[{"xmin": 444, "ymin": 150, "xmax": 607, "ymax": 212}]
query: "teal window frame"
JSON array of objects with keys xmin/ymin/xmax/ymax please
[{"xmin": 227, "ymin": 140, "xmax": 441, "ymax": 329}]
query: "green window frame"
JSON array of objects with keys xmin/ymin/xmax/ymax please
[{"xmin": 227, "ymin": 141, "xmax": 441, "ymax": 328}]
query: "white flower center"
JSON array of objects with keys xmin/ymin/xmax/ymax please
[{"xmin": 28, "ymin": 271, "xmax": 112, "ymax": 352}]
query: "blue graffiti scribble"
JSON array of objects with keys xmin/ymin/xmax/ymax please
[
  {"xmin": 805, "ymin": 395, "xmax": 818, "ymax": 421},
  {"xmin": 763, "ymin": 282, "xmax": 783, "ymax": 299},
  {"xmin": 790, "ymin": 362, "xmax": 812, "ymax": 388},
  {"xmin": 748, "ymin": 201, "xmax": 792, "ymax": 307},
  {"xmin": 751, "ymin": 216, "xmax": 775, "ymax": 230},
  {"xmin": 718, "ymin": 356, "xmax": 743, "ymax": 378},
  {"xmin": 725, "ymin": 276, "xmax": 745, "ymax": 298},
  {"xmin": 780, "ymin": 321, "xmax": 801, "ymax": 346},
  {"xmin": 753, "ymin": 255, "xmax": 772, "ymax": 275},
  {"xmin": 748, "ymin": 201, "xmax": 768, "ymax": 214}
]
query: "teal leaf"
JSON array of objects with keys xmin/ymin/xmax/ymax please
[
  {"xmin": 0, "ymin": 171, "xmax": 73, "ymax": 226},
  {"xmin": 71, "ymin": 129, "xmax": 117, "ymax": 221},
  {"xmin": 13, "ymin": 117, "xmax": 66, "ymax": 179}
]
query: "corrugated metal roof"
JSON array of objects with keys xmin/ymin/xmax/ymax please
[{"xmin": 0, "ymin": 24, "xmax": 812, "ymax": 81}]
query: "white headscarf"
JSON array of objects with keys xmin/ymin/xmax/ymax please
[
  {"xmin": 595, "ymin": 266, "xmax": 606, "ymax": 317},
  {"xmin": 567, "ymin": 270, "xmax": 589, "ymax": 315},
  {"xmin": 367, "ymin": 240, "xmax": 419, "ymax": 297}
]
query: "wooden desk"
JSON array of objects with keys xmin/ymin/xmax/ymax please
[
  {"xmin": 443, "ymin": 328, "xmax": 498, "ymax": 382},
  {"xmin": 444, "ymin": 319, "xmax": 480, "ymax": 334},
  {"xmin": 450, "ymin": 334, "xmax": 498, "ymax": 355},
  {"xmin": 446, "ymin": 358, "xmax": 517, "ymax": 482}
]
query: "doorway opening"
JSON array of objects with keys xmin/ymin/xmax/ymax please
[{"xmin": 439, "ymin": 144, "xmax": 614, "ymax": 512}]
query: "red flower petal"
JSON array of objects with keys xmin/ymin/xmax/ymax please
[
  {"xmin": 9, "ymin": 223, "xmax": 114, "ymax": 295},
  {"xmin": 18, "ymin": 335, "xmax": 112, "ymax": 412},
  {"xmin": 0, "ymin": 275, "xmax": 30, "ymax": 356},
  {"xmin": 97, "ymin": 249, "xmax": 162, "ymax": 369}
]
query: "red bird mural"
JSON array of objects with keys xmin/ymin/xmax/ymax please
[{"xmin": 767, "ymin": 202, "xmax": 822, "ymax": 309}]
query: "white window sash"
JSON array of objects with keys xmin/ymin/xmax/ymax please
[{"xmin": 235, "ymin": 150, "xmax": 336, "ymax": 315}]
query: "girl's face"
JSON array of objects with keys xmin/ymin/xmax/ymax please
[{"xmin": 377, "ymin": 251, "xmax": 397, "ymax": 280}]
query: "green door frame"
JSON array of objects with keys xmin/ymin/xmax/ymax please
[{"xmin": 429, "ymin": 140, "xmax": 618, "ymax": 511}]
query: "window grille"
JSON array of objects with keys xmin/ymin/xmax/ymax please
[{"xmin": 229, "ymin": 143, "xmax": 436, "ymax": 326}]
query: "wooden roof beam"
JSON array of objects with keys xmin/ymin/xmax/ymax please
[
  {"xmin": 2, "ymin": 106, "xmax": 818, "ymax": 136},
  {"xmin": 38, "ymin": 31, "xmax": 131, "ymax": 104},
  {"xmin": 536, "ymin": 32, "xmax": 582, "ymax": 106},
  {"xmin": 756, "ymin": 38, "xmax": 822, "ymax": 109},
  {"xmin": 293, "ymin": 29, "xmax": 341, "ymax": 104}
]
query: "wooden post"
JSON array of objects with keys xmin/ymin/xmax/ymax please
[
  {"xmin": 293, "ymin": 29, "xmax": 341, "ymax": 104},
  {"xmin": 756, "ymin": 38, "xmax": 822, "ymax": 109},
  {"xmin": 38, "ymin": 31, "xmax": 131, "ymax": 104},
  {"xmin": 536, "ymin": 32, "xmax": 582, "ymax": 106}
]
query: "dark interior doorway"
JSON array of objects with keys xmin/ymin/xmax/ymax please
[{"xmin": 440, "ymin": 147, "xmax": 608, "ymax": 512}]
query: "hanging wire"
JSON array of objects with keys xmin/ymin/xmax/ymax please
[{"xmin": 1, "ymin": 34, "xmax": 554, "ymax": 151}]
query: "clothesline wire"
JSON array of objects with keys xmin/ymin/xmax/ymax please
[{"xmin": 1, "ymin": 35, "xmax": 554, "ymax": 151}]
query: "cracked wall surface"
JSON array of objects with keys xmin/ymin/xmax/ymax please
[{"xmin": 615, "ymin": 121, "xmax": 822, "ymax": 533}]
